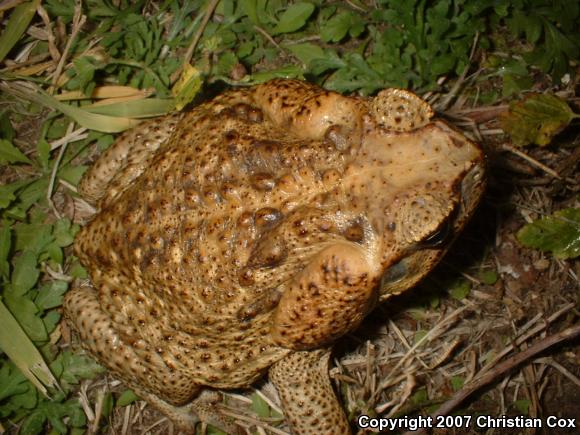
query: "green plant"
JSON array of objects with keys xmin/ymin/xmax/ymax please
[{"xmin": 517, "ymin": 208, "xmax": 580, "ymax": 259}]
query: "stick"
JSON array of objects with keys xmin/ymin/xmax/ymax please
[{"xmin": 402, "ymin": 323, "xmax": 580, "ymax": 435}]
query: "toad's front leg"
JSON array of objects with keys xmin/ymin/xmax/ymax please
[
  {"xmin": 271, "ymin": 242, "xmax": 380, "ymax": 350},
  {"xmin": 268, "ymin": 241, "xmax": 381, "ymax": 434}
]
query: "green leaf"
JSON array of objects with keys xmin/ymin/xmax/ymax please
[
  {"xmin": 0, "ymin": 224, "xmax": 11, "ymax": 279},
  {"xmin": 500, "ymin": 94, "xmax": 579, "ymax": 146},
  {"xmin": 272, "ymin": 2, "xmax": 315, "ymax": 35},
  {"xmin": 171, "ymin": 65, "xmax": 203, "ymax": 111},
  {"xmin": 0, "ymin": 375, "xmax": 37, "ymax": 414},
  {"xmin": 478, "ymin": 270, "xmax": 498, "ymax": 285},
  {"xmin": 514, "ymin": 398, "xmax": 531, "ymax": 414},
  {"xmin": 0, "ymin": 0, "xmax": 41, "ymax": 63},
  {"xmin": 0, "ymin": 112, "xmax": 16, "ymax": 141},
  {"xmin": 286, "ymin": 43, "xmax": 326, "ymax": 66},
  {"xmin": 4, "ymin": 293, "xmax": 48, "ymax": 342},
  {"xmin": 251, "ymin": 392, "xmax": 271, "ymax": 418},
  {"xmin": 450, "ymin": 376, "xmax": 464, "ymax": 391},
  {"xmin": 84, "ymin": 98, "xmax": 175, "ymax": 118},
  {"xmin": 53, "ymin": 218, "xmax": 76, "ymax": 247},
  {"xmin": 0, "ymin": 362, "xmax": 29, "ymax": 401},
  {"xmin": 42, "ymin": 310, "xmax": 61, "ymax": 335},
  {"xmin": 5, "ymin": 177, "xmax": 49, "ymax": 218},
  {"xmin": 413, "ymin": 329, "xmax": 427, "ymax": 344},
  {"xmin": 58, "ymin": 165, "xmax": 88, "ymax": 186},
  {"xmin": 249, "ymin": 65, "xmax": 304, "ymax": 83},
  {"xmin": 14, "ymin": 222, "xmax": 54, "ymax": 256},
  {"xmin": 19, "ymin": 409, "xmax": 47, "ymax": 435},
  {"xmin": 117, "ymin": 389, "xmax": 139, "ymax": 406},
  {"xmin": 501, "ymin": 74, "xmax": 534, "ymax": 98},
  {"xmin": 1, "ymin": 83, "xmax": 140, "ymax": 133},
  {"xmin": 35, "ymin": 281, "xmax": 68, "ymax": 311},
  {"xmin": 0, "ymin": 179, "xmax": 33, "ymax": 209},
  {"xmin": 11, "ymin": 251, "xmax": 40, "ymax": 296},
  {"xmin": 240, "ymin": 0, "xmax": 260, "ymax": 25},
  {"xmin": 36, "ymin": 139, "xmax": 51, "ymax": 170},
  {"xmin": 68, "ymin": 260, "xmax": 88, "ymax": 279},
  {"xmin": 101, "ymin": 392, "xmax": 114, "ymax": 418},
  {"xmin": 411, "ymin": 387, "xmax": 429, "ymax": 405},
  {"xmin": 72, "ymin": 57, "xmax": 100, "ymax": 94},
  {"xmin": 517, "ymin": 208, "xmax": 580, "ymax": 259},
  {"xmin": 449, "ymin": 279, "xmax": 471, "ymax": 300},
  {"xmin": 0, "ymin": 139, "xmax": 33, "ymax": 165},
  {"xmin": 429, "ymin": 54, "xmax": 456, "ymax": 76},
  {"xmin": 320, "ymin": 11, "xmax": 356, "ymax": 43},
  {"xmin": 0, "ymin": 300, "xmax": 57, "ymax": 395},
  {"xmin": 50, "ymin": 351, "xmax": 103, "ymax": 386}
]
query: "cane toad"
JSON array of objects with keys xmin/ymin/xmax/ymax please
[{"xmin": 64, "ymin": 79, "xmax": 485, "ymax": 434}]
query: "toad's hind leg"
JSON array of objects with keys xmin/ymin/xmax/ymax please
[
  {"xmin": 63, "ymin": 285, "xmax": 240, "ymax": 433},
  {"xmin": 79, "ymin": 114, "xmax": 181, "ymax": 207},
  {"xmin": 269, "ymin": 350, "xmax": 351, "ymax": 435}
]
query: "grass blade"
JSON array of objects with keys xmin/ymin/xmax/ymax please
[
  {"xmin": 84, "ymin": 97, "xmax": 175, "ymax": 118},
  {"xmin": 0, "ymin": 0, "xmax": 41, "ymax": 64},
  {"xmin": 1, "ymin": 81, "xmax": 142, "ymax": 133},
  {"xmin": 0, "ymin": 299, "xmax": 59, "ymax": 396}
]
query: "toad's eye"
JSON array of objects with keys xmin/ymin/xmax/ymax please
[
  {"xmin": 421, "ymin": 221, "xmax": 451, "ymax": 248},
  {"xmin": 381, "ymin": 259, "xmax": 407, "ymax": 284}
]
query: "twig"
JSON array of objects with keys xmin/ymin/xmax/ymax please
[
  {"xmin": 254, "ymin": 26, "xmax": 287, "ymax": 54},
  {"xmin": 254, "ymin": 388, "xmax": 284, "ymax": 415},
  {"xmin": 1, "ymin": 52, "xmax": 50, "ymax": 72},
  {"xmin": 89, "ymin": 387, "xmax": 106, "ymax": 434},
  {"xmin": 176, "ymin": 0, "xmax": 220, "ymax": 82},
  {"xmin": 388, "ymin": 320, "xmax": 429, "ymax": 370},
  {"xmin": 253, "ymin": 26, "xmax": 303, "ymax": 65},
  {"xmin": 0, "ymin": 0, "xmax": 24, "ymax": 13},
  {"xmin": 535, "ymin": 357, "xmax": 580, "ymax": 388},
  {"xmin": 47, "ymin": 122, "xmax": 74, "ymax": 218},
  {"xmin": 219, "ymin": 408, "xmax": 289, "ymax": 435},
  {"xmin": 436, "ymin": 32, "xmax": 480, "ymax": 111},
  {"xmin": 403, "ymin": 323, "xmax": 580, "ymax": 435},
  {"xmin": 372, "ymin": 306, "xmax": 469, "ymax": 402},
  {"xmin": 345, "ymin": 0, "xmax": 367, "ymax": 12},
  {"xmin": 35, "ymin": 4, "xmax": 60, "ymax": 62},
  {"xmin": 479, "ymin": 302, "xmax": 574, "ymax": 375},
  {"xmin": 121, "ymin": 403, "xmax": 131, "ymax": 435},
  {"xmin": 50, "ymin": 127, "xmax": 87, "ymax": 151},
  {"xmin": 501, "ymin": 143, "xmax": 562, "ymax": 180},
  {"xmin": 50, "ymin": 0, "xmax": 86, "ymax": 93}
]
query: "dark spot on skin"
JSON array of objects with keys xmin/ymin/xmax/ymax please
[
  {"xmin": 238, "ymin": 267, "xmax": 255, "ymax": 286},
  {"xmin": 451, "ymin": 136, "xmax": 465, "ymax": 148},
  {"xmin": 255, "ymin": 207, "xmax": 281, "ymax": 228},
  {"xmin": 233, "ymin": 103, "xmax": 249, "ymax": 117},
  {"xmin": 308, "ymin": 282, "xmax": 320, "ymax": 296},
  {"xmin": 237, "ymin": 211, "xmax": 254, "ymax": 228},
  {"xmin": 344, "ymin": 220, "xmax": 364, "ymax": 242},
  {"xmin": 252, "ymin": 139, "xmax": 278, "ymax": 153},
  {"xmin": 248, "ymin": 108, "xmax": 263, "ymax": 122},
  {"xmin": 224, "ymin": 130, "xmax": 238, "ymax": 142},
  {"xmin": 251, "ymin": 172, "xmax": 276, "ymax": 191}
]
